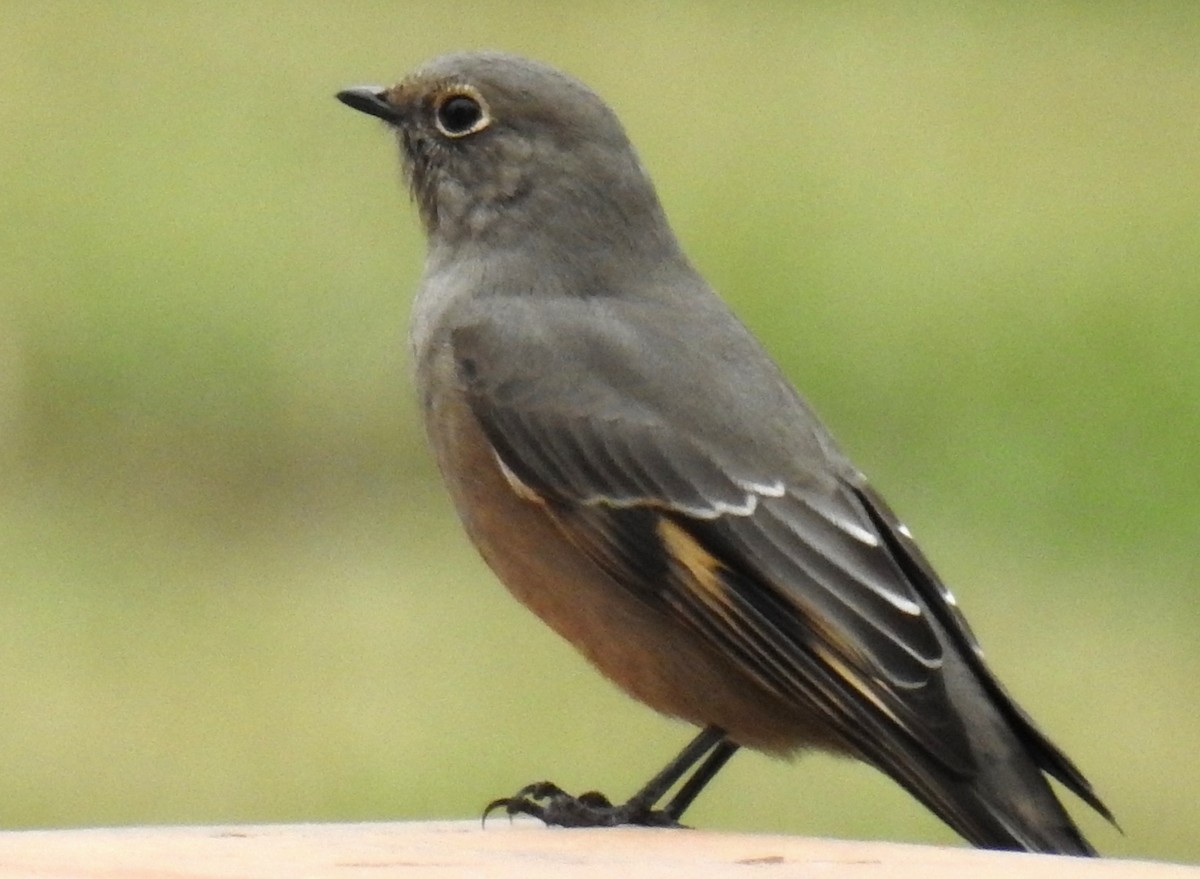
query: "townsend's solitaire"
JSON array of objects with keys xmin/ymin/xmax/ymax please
[{"xmin": 336, "ymin": 51, "xmax": 1114, "ymax": 854}]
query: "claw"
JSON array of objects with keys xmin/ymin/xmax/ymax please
[
  {"xmin": 480, "ymin": 780, "xmax": 686, "ymax": 829},
  {"xmin": 482, "ymin": 781, "xmax": 562, "ymax": 826}
]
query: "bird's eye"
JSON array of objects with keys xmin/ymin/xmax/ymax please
[{"xmin": 435, "ymin": 91, "xmax": 489, "ymax": 137}]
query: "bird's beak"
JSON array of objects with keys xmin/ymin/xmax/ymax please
[{"xmin": 336, "ymin": 86, "xmax": 401, "ymax": 124}]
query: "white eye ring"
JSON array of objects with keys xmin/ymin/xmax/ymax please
[{"xmin": 433, "ymin": 87, "xmax": 491, "ymax": 138}]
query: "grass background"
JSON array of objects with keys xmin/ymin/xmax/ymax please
[{"xmin": 1, "ymin": 1, "xmax": 1197, "ymax": 863}]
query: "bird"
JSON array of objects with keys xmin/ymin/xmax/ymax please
[{"xmin": 335, "ymin": 50, "xmax": 1114, "ymax": 854}]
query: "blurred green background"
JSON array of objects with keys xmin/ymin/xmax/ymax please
[{"xmin": 1, "ymin": 1, "xmax": 1196, "ymax": 864}]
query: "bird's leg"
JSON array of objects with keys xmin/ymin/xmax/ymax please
[
  {"xmin": 659, "ymin": 738, "xmax": 739, "ymax": 821},
  {"xmin": 483, "ymin": 726, "xmax": 734, "ymax": 828}
]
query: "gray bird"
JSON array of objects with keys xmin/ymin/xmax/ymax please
[{"xmin": 336, "ymin": 50, "xmax": 1114, "ymax": 854}]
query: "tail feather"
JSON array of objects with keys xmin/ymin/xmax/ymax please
[
  {"xmin": 901, "ymin": 650, "xmax": 1101, "ymax": 855},
  {"xmin": 852, "ymin": 484, "xmax": 1115, "ymax": 854}
]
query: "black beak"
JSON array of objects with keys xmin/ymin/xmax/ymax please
[{"xmin": 336, "ymin": 86, "xmax": 401, "ymax": 124}]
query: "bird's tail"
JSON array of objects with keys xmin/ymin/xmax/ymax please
[
  {"xmin": 901, "ymin": 649, "xmax": 1109, "ymax": 855},
  {"xmin": 853, "ymin": 483, "xmax": 1115, "ymax": 855}
]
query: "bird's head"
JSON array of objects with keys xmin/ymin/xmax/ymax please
[{"xmin": 337, "ymin": 51, "xmax": 672, "ymax": 258}]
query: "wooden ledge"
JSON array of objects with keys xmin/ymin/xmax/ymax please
[{"xmin": 0, "ymin": 820, "xmax": 1192, "ymax": 878}]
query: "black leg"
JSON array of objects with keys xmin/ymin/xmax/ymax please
[
  {"xmin": 620, "ymin": 726, "xmax": 728, "ymax": 816},
  {"xmin": 661, "ymin": 738, "xmax": 739, "ymax": 820},
  {"xmin": 483, "ymin": 725, "xmax": 736, "ymax": 828}
]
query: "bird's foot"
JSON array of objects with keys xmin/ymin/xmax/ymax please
[{"xmin": 483, "ymin": 781, "xmax": 685, "ymax": 828}]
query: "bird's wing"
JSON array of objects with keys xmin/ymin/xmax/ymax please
[
  {"xmin": 449, "ymin": 294, "xmax": 983, "ymax": 782},
  {"xmin": 850, "ymin": 480, "xmax": 1115, "ymax": 824}
]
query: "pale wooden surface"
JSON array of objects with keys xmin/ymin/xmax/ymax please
[{"xmin": 0, "ymin": 820, "xmax": 1193, "ymax": 879}]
